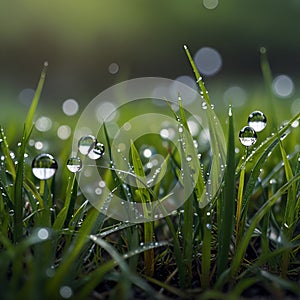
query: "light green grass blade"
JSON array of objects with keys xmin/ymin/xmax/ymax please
[
  {"xmin": 230, "ymin": 172, "xmax": 300, "ymax": 277},
  {"xmin": 24, "ymin": 62, "xmax": 48, "ymax": 140},
  {"xmin": 130, "ymin": 140, "xmax": 154, "ymax": 276},
  {"xmin": 279, "ymin": 140, "xmax": 297, "ymax": 277},
  {"xmin": 184, "ymin": 45, "xmax": 211, "ymax": 105},
  {"xmin": 236, "ymin": 112, "xmax": 300, "ymax": 173}
]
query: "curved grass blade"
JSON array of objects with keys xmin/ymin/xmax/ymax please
[
  {"xmin": 236, "ymin": 112, "xmax": 300, "ymax": 174},
  {"xmin": 74, "ymin": 236, "xmax": 165, "ymax": 300}
]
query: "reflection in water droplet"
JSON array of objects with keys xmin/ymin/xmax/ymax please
[
  {"xmin": 78, "ymin": 135, "xmax": 97, "ymax": 155},
  {"xmin": 202, "ymin": 102, "xmax": 208, "ymax": 110},
  {"xmin": 239, "ymin": 126, "xmax": 257, "ymax": 147},
  {"xmin": 67, "ymin": 157, "xmax": 82, "ymax": 173},
  {"xmin": 87, "ymin": 142, "xmax": 105, "ymax": 160},
  {"xmin": 248, "ymin": 111, "xmax": 267, "ymax": 132},
  {"xmin": 32, "ymin": 153, "xmax": 58, "ymax": 180}
]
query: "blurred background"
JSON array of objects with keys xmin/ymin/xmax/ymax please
[{"xmin": 0, "ymin": 0, "xmax": 299, "ymax": 148}]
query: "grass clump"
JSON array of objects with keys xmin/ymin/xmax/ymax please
[{"xmin": 0, "ymin": 47, "xmax": 299, "ymax": 300}]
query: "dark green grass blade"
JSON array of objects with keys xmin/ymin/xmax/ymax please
[
  {"xmin": 260, "ymin": 47, "xmax": 278, "ymax": 130},
  {"xmin": 217, "ymin": 107, "xmax": 235, "ymax": 277}
]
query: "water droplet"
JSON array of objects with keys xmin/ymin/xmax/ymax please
[
  {"xmin": 239, "ymin": 126, "xmax": 257, "ymax": 147},
  {"xmin": 186, "ymin": 155, "xmax": 192, "ymax": 162},
  {"xmin": 201, "ymin": 102, "xmax": 208, "ymax": 110},
  {"xmin": 78, "ymin": 135, "xmax": 97, "ymax": 155},
  {"xmin": 87, "ymin": 142, "xmax": 105, "ymax": 160},
  {"xmin": 67, "ymin": 157, "xmax": 82, "ymax": 173},
  {"xmin": 248, "ymin": 111, "xmax": 267, "ymax": 132},
  {"xmin": 9, "ymin": 209, "xmax": 14, "ymax": 216},
  {"xmin": 206, "ymin": 223, "xmax": 212, "ymax": 230},
  {"xmin": 32, "ymin": 153, "xmax": 58, "ymax": 180}
]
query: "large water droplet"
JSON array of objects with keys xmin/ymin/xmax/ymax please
[
  {"xmin": 87, "ymin": 142, "xmax": 105, "ymax": 159},
  {"xmin": 239, "ymin": 126, "xmax": 257, "ymax": 146},
  {"xmin": 67, "ymin": 157, "xmax": 82, "ymax": 172},
  {"xmin": 248, "ymin": 111, "xmax": 267, "ymax": 132},
  {"xmin": 78, "ymin": 135, "xmax": 97, "ymax": 155},
  {"xmin": 32, "ymin": 153, "xmax": 58, "ymax": 180}
]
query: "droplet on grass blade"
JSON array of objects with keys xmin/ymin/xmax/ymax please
[
  {"xmin": 78, "ymin": 135, "xmax": 97, "ymax": 155},
  {"xmin": 239, "ymin": 126, "xmax": 257, "ymax": 147},
  {"xmin": 67, "ymin": 157, "xmax": 82, "ymax": 172},
  {"xmin": 87, "ymin": 142, "xmax": 105, "ymax": 160},
  {"xmin": 248, "ymin": 111, "xmax": 267, "ymax": 132},
  {"xmin": 32, "ymin": 153, "xmax": 58, "ymax": 180}
]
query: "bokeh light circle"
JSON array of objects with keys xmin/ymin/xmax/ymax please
[
  {"xmin": 194, "ymin": 47, "xmax": 222, "ymax": 76},
  {"xmin": 72, "ymin": 77, "xmax": 226, "ymax": 223}
]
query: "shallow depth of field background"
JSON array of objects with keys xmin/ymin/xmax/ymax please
[{"xmin": 0, "ymin": 0, "xmax": 299, "ymax": 148}]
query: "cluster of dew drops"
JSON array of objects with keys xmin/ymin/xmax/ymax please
[
  {"xmin": 238, "ymin": 110, "xmax": 267, "ymax": 147},
  {"xmin": 31, "ymin": 135, "xmax": 105, "ymax": 180}
]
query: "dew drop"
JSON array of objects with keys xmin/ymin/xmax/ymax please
[
  {"xmin": 248, "ymin": 111, "xmax": 267, "ymax": 132},
  {"xmin": 9, "ymin": 209, "xmax": 14, "ymax": 216},
  {"xmin": 32, "ymin": 153, "xmax": 58, "ymax": 180},
  {"xmin": 239, "ymin": 126, "xmax": 257, "ymax": 147},
  {"xmin": 87, "ymin": 142, "xmax": 105, "ymax": 160},
  {"xmin": 78, "ymin": 135, "xmax": 97, "ymax": 155},
  {"xmin": 66, "ymin": 157, "xmax": 82, "ymax": 173},
  {"xmin": 201, "ymin": 102, "xmax": 208, "ymax": 110},
  {"xmin": 186, "ymin": 155, "xmax": 192, "ymax": 162}
]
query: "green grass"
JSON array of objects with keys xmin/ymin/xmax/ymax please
[{"xmin": 0, "ymin": 48, "xmax": 300, "ymax": 300}]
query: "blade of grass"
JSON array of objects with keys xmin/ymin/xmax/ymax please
[
  {"xmin": 130, "ymin": 140, "xmax": 154, "ymax": 276},
  {"xmin": 279, "ymin": 139, "xmax": 296, "ymax": 277},
  {"xmin": 217, "ymin": 106, "xmax": 235, "ymax": 277},
  {"xmin": 260, "ymin": 47, "xmax": 278, "ymax": 130},
  {"xmin": 24, "ymin": 62, "xmax": 48, "ymax": 140},
  {"xmin": 230, "ymin": 172, "xmax": 300, "ymax": 277},
  {"xmin": 184, "ymin": 45, "xmax": 211, "ymax": 105}
]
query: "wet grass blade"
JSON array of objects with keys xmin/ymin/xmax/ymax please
[
  {"xmin": 184, "ymin": 45, "xmax": 211, "ymax": 105},
  {"xmin": 279, "ymin": 140, "xmax": 296, "ymax": 277},
  {"xmin": 236, "ymin": 112, "xmax": 300, "ymax": 173},
  {"xmin": 235, "ymin": 166, "xmax": 245, "ymax": 245},
  {"xmin": 217, "ymin": 107, "xmax": 235, "ymax": 277},
  {"xmin": 230, "ymin": 172, "xmax": 300, "ymax": 277},
  {"xmin": 130, "ymin": 140, "xmax": 154, "ymax": 276},
  {"xmin": 24, "ymin": 62, "xmax": 48, "ymax": 140}
]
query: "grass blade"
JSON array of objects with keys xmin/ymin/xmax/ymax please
[
  {"xmin": 217, "ymin": 106, "xmax": 235, "ymax": 277},
  {"xmin": 130, "ymin": 140, "xmax": 154, "ymax": 276}
]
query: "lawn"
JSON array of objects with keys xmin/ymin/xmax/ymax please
[{"xmin": 0, "ymin": 46, "xmax": 299, "ymax": 300}]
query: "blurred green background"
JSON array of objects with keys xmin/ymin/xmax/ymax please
[{"xmin": 0, "ymin": 0, "xmax": 299, "ymax": 142}]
